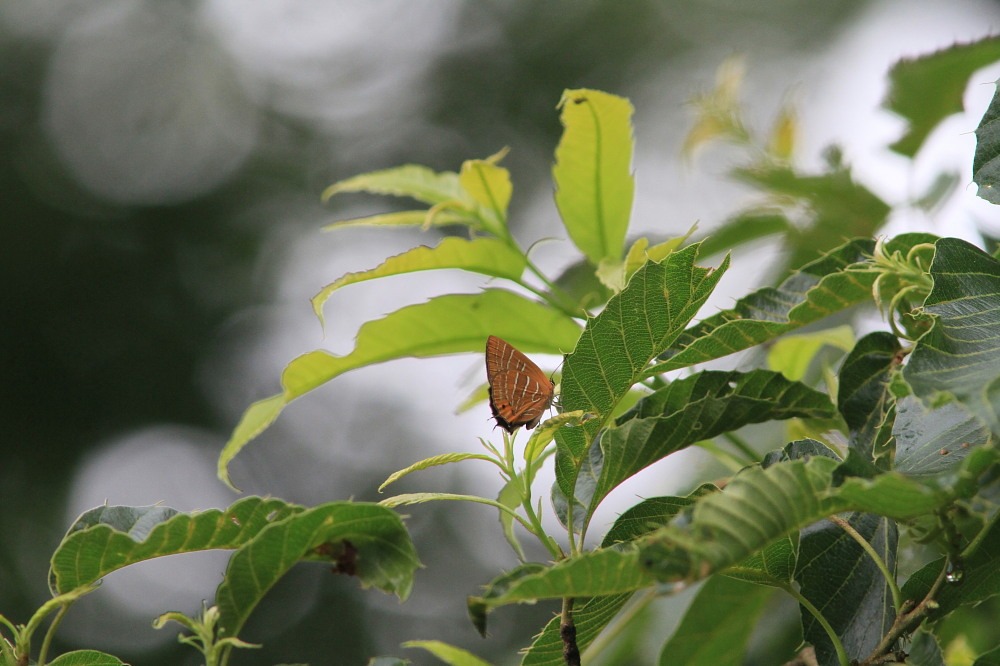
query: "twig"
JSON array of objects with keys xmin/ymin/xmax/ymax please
[{"xmin": 561, "ymin": 597, "xmax": 580, "ymax": 666}]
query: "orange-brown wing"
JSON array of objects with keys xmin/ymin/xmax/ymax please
[{"xmin": 485, "ymin": 336, "xmax": 554, "ymax": 432}]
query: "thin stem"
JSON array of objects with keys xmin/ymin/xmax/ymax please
[
  {"xmin": 827, "ymin": 515, "xmax": 902, "ymax": 611},
  {"xmin": 36, "ymin": 604, "xmax": 70, "ymax": 666},
  {"xmin": 781, "ymin": 582, "xmax": 850, "ymax": 666},
  {"xmin": 582, "ymin": 589, "xmax": 657, "ymax": 663},
  {"xmin": 860, "ymin": 561, "xmax": 950, "ymax": 665}
]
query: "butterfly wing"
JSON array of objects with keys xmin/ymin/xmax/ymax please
[{"xmin": 486, "ymin": 336, "xmax": 555, "ymax": 432}]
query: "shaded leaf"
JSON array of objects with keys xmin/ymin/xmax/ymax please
[
  {"xmin": 553, "ymin": 89, "xmax": 635, "ymax": 265},
  {"xmin": 654, "ymin": 237, "xmax": 877, "ymax": 373},
  {"xmin": 901, "ymin": 506, "xmax": 1000, "ymax": 619},
  {"xmin": 216, "ymin": 502, "xmax": 419, "ymax": 638},
  {"xmin": 47, "ymin": 652, "xmax": 128, "ymax": 666},
  {"xmin": 893, "ymin": 395, "xmax": 991, "ymax": 476},
  {"xmin": 903, "ymin": 238, "xmax": 1000, "ymax": 437},
  {"xmin": 837, "ymin": 331, "xmax": 900, "ymax": 465},
  {"xmin": 658, "ymin": 575, "xmax": 775, "ymax": 666},
  {"xmin": 886, "ymin": 36, "xmax": 1000, "ymax": 157},
  {"xmin": 974, "ymin": 82, "xmax": 1000, "ymax": 205},
  {"xmin": 795, "ymin": 513, "xmax": 897, "ymax": 666},
  {"xmin": 577, "ymin": 370, "xmax": 835, "ymax": 524},
  {"xmin": 520, "ymin": 593, "xmax": 634, "ymax": 666},
  {"xmin": 468, "ymin": 548, "xmax": 653, "ymax": 636},
  {"xmin": 50, "ymin": 498, "xmax": 300, "ymax": 594}
]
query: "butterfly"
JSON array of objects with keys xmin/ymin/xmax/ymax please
[{"xmin": 485, "ymin": 335, "xmax": 555, "ymax": 432}]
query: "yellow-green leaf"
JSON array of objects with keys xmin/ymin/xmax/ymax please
[
  {"xmin": 311, "ymin": 238, "xmax": 526, "ymax": 329},
  {"xmin": 553, "ymin": 89, "xmax": 635, "ymax": 265}
]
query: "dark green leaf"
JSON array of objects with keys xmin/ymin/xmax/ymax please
[
  {"xmin": 467, "ymin": 549, "xmax": 653, "ymax": 637},
  {"xmin": 216, "ymin": 502, "xmax": 419, "ymax": 638},
  {"xmin": 975, "ymin": 82, "xmax": 1000, "ymax": 204},
  {"xmin": 50, "ymin": 497, "xmax": 301, "ymax": 594},
  {"xmin": 903, "ymin": 238, "xmax": 1000, "ymax": 437},
  {"xmin": 886, "ymin": 36, "xmax": 1000, "ymax": 157},
  {"xmin": 893, "ymin": 395, "xmax": 991, "ymax": 476},
  {"xmin": 837, "ymin": 332, "xmax": 900, "ymax": 465},
  {"xmin": 576, "ymin": 370, "xmax": 835, "ymax": 524},
  {"xmin": 553, "ymin": 244, "xmax": 728, "ymax": 518},
  {"xmin": 901, "ymin": 510, "xmax": 1000, "ymax": 619},
  {"xmin": 795, "ymin": 513, "xmax": 897, "ymax": 666},
  {"xmin": 655, "ymin": 237, "xmax": 877, "ymax": 372},
  {"xmin": 658, "ymin": 575, "xmax": 775, "ymax": 666},
  {"xmin": 520, "ymin": 593, "xmax": 634, "ymax": 666},
  {"xmin": 908, "ymin": 628, "xmax": 945, "ymax": 666},
  {"xmin": 695, "ymin": 211, "xmax": 791, "ymax": 260}
]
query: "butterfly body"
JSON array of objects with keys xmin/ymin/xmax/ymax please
[{"xmin": 485, "ymin": 335, "xmax": 555, "ymax": 432}]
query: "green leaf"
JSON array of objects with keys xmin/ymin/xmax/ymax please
[
  {"xmin": 379, "ymin": 452, "xmax": 499, "ymax": 492},
  {"xmin": 216, "ymin": 502, "xmax": 419, "ymax": 638},
  {"xmin": 459, "ymin": 157, "xmax": 512, "ymax": 235},
  {"xmin": 468, "ymin": 548, "xmax": 654, "ymax": 637},
  {"xmin": 50, "ymin": 498, "xmax": 301, "ymax": 594},
  {"xmin": 402, "ymin": 640, "xmax": 492, "ymax": 666},
  {"xmin": 311, "ymin": 238, "xmax": 527, "ymax": 329},
  {"xmin": 553, "ymin": 243, "xmax": 728, "ymax": 517},
  {"xmin": 321, "ymin": 164, "xmax": 466, "ymax": 206},
  {"xmin": 794, "ymin": 513, "xmax": 897, "ymax": 666},
  {"xmin": 767, "ymin": 325, "xmax": 854, "ymax": 382},
  {"xmin": 575, "ymin": 370, "xmax": 835, "ymax": 525},
  {"xmin": 322, "ymin": 209, "xmax": 474, "ymax": 231},
  {"xmin": 974, "ymin": 82, "xmax": 1000, "ymax": 205},
  {"xmin": 734, "ymin": 163, "xmax": 890, "ymax": 273},
  {"xmin": 974, "ymin": 641, "xmax": 1000, "ymax": 666},
  {"xmin": 553, "ymin": 89, "xmax": 635, "ymax": 265},
  {"xmin": 724, "ymin": 535, "xmax": 797, "ymax": 586},
  {"xmin": 521, "ymin": 593, "xmax": 634, "ymax": 666},
  {"xmin": 892, "ymin": 395, "xmax": 991, "ymax": 476},
  {"xmin": 654, "ymin": 236, "xmax": 888, "ymax": 373},
  {"xmin": 658, "ymin": 575, "xmax": 775, "ymax": 666},
  {"xmin": 908, "ymin": 628, "xmax": 946, "ymax": 666},
  {"xmin": 640, "ymin": 456, "xmax": 841, "ymax": 583},
  {"xmin": 521, "ymin": 490, "xmax": 710, "ymax": 666},
  {"xmin": 837, "ymin": 332, "xmax": 900, "ymax": 465},
  {"xmin": 901, "ymin": 509, "xmax": 1000, "ymax": 619},
  {"xmin": 219, "ymin": 290, "xmax": 580, "ymax": 489},
  {"xmin": 903, "ymin": 238, "xmax": 1000, "ymax": 437},
  {"xmin": 47, "ymin": 651, "xmax": 128, "ymax": 666},
  {"xmin": 639, "ymin": 446, "xmax": 997, "ymax": 585},
  {"xmin": 695, "ymin": 211, "xmax": 791, "ymax": 260},
  {"xmin": 885, "ymin": 36, "xmax": 1000, "ymax": 157}
]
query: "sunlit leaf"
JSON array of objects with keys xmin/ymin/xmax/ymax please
[
  {"xmin": 311, "ymin": 237, "xmax": 527, "ymax": 329},
  {"xmin": 553, "ymin": 243, "xmax": 728, "ymax": 522},
  {"xmin": 402, "ymin": 640, "xmax": 493, "ymax": 666},
  {"xmin": 553, "ymin": 89, "xmax": 635, "ymax": 265},
  {"xmin": 321, "ymin": 164, "xmax": 466, "ymax": 206},
  {"xmin": 322, "ymin": 209, "xmax": 474, "ymax": 231},
  {"xmin": 379, "ymin": 452, "xmax": 499, "ymax": 492},
  {"xmin": 219, "ymin": 290, "xmax": 580, "ymax": 490}
]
